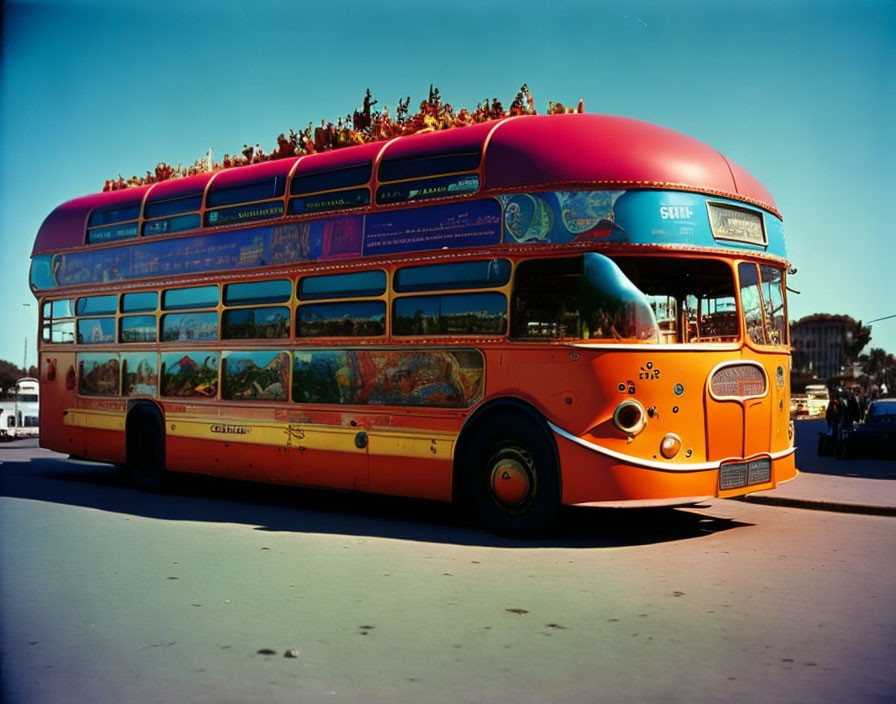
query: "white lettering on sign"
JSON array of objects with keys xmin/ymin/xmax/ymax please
[{"xmin": 660, "ymin": 206, "xmax": 693, "ymax": 220}]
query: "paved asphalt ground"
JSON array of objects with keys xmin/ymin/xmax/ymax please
[{"xmin": 0, "ymin": 417, "xmax": 893, "ymax": 704}]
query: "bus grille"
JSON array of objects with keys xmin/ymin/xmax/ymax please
[{"xmin": 719, "ymin": 458, "xmax": 771, "ymax": 490}]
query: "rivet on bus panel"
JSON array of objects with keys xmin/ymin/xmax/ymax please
[{"xmin": 660, "ymin": 433, "xmax": 682, "ymax": 459}]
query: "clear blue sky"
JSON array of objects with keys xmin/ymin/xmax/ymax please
[{"xmin": 1, "ymin": 0, "xmax": 892, "ymax": 370}]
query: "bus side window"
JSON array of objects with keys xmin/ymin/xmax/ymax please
[
  {"xmin": 393, "ymin": 293, "xmax": 506, "ymax": 336},
  {"xmin": 738, "ymin": 263, "xmax": 767, "ymax": 345},
  {"xmin": 511, "ymin": 258, "xmax": 582, "ymax": 339},
  {"xmin": 297, "ymin": 301, "xmax": 385, "ymax": 338}
]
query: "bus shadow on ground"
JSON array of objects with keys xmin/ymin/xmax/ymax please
[{"xmin": 0, "ymin": 456, "xmax": 751, "ymax": 548}]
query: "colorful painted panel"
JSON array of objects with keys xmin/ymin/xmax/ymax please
[
  {"xmin": 500, "ymin": 191, "xmax": 624, "ymax": 244},
  {"xmin": 222, "ymin": 350, "xmax": 290, "ymax": 401},
  {"xmin": 79, "ymin": 353, "xmax": 120, "ymax": 396},
  {"xmin": 363, "ymin": 200, "xmax": 501, "ymax": 256},
  {"xmin": 30, "ymin": 191, "xmax": 788, "ymax": 293},
  {"xmin": 122, "ymin": 352, "xmax": 158, "ymax": 397},
  {"xmin": 292, "ymin": 348, "xmax": 483, "ymax": 408},
  {"xmin": 160, "ymin": 352, "xmax": 219, "ymax": 398}
]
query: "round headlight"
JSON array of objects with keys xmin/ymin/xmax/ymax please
[{"xmin": 613, "ymin": 400, "xmax": 647, "ymax": 436}]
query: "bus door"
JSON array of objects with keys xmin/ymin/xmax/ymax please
[{"xmin": 285, "ymin": 418, "xmax": 367, "ymax": 491}]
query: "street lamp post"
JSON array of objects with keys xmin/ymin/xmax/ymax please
[{"xmin": 22, "ymin": 303, "xmax": 32, "ymax": 376}]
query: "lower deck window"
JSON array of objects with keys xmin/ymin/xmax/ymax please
[
  {"xmin": 394, "ymin": 293, "xmax": 507, "ymax": 336},
  {"xmin": 297, "ymin": 301, "xmax": 385, "ymax": 338}
]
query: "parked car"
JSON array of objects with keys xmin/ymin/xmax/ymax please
[
  {"xmin": 790, "ymin": 395, "xmax": 809, "ymax": 417},
  {"xmin": 840, "ymin": 399, "xmax": 896, "ymax": 459}
]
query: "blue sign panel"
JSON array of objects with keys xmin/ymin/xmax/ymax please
[
  {"xmin": 611, "ymin": 191, "xmax": 786, "ymax": 258},
  {"xmin": 364, "ymin": 200, "xmax": 501, "ymax": 256}
]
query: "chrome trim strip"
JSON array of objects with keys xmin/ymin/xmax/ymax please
[
  {"xmin": 547, "ymin": 421, "xmax": 795, "ymax": 472},
  {"xmin": 571, "ymin": 342, "xmax": 740, "ymax": 352}
]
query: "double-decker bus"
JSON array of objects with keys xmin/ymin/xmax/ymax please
[
  {"xmin": 0, "ymin": 377, "xmax": 40, "ymax": 439},
  {"xmin": 30, "ymin": 113, "xmax": 796, "ymax": 535}
]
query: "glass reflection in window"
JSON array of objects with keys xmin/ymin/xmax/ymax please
[
  {"xmin": 222, "ymin": 307, "xmax": 289, "ymax": 339},
  {"xmin": 161, "ymin": 312, "xmax": 218, "ymax": 342},
  {"xmin": 394, "ymin": 293, "xmax": 507, "ymax": 336},
  {"xmin": 298, "ymin": 301, "xmax": 385, "ymax": 337},
  {"xmin": 738, "ymin": 263, "xmax": 766, "ymax": 345},
  {"xmin": 120, "ymin": 316, "xmax": 157, "ymax": 343},
  {"xmin": 77, "ymin": 318, "xmax": 116, "ymax": 344}
]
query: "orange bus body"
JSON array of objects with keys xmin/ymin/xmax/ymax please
[{"xmin": 31, "ymin": 113, "xmax": 796, "ymax": 535}]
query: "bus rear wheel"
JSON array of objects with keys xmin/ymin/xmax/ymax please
[
  {"xmin": 126, "ymin": 406, "xmax": 167, "ymax": 492},
  {"xmin": 465, "ymin": 413, "xmax": 560, "ymax": 538}
]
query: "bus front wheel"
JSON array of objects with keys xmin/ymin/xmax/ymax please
[{"xmin": 465, "ymin": 413, "xmax": 560, "ymax": 538}]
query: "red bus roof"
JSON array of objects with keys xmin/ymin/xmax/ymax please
[{"xmin": 33, "ymin": 113, "xmax": 777, "ymax": 255}]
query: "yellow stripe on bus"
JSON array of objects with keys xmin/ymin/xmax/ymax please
[
  {"xmin": 165, "ymin": 414, "xmax": 291, "ymax": 448},
  {"xmin": 63, "ymin": 409, "xmax": 125, "ymax": 432},
  {"xmin": 367, "ymin": 428, "xmax": 456, "ymax": 460},
  {"xmin": 63, "ymin": 409, "xmax": 458, "ymax": 460}
]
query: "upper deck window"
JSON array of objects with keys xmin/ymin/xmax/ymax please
[
  {"xmin": 379, "ymin": 151, "xmax": 480, "ymax": 182},
  {"xmin": 143, "ymin": 194, "xmax": 203, "ymax": 236},
  {"xmin": 206, "ymin": 177, "xmax": 287, "ymax": 208},
  {"xmin": 291, "ymin": 164, "xmax": 372, "ymax": 195},
  {"xmin": 88, "ymin": 203, "xmax": 141, "ymax": 227},
  {"xmin": 205, "ymin": 177, "xmax": 287, "ymax": 227},
  {"xmin": 376, "ymin": 150, "xmax": 481, "ymax": 206},
  {"xmin": 145, "ymin": 195, "xmax": 203, "ymax": 219},
  {"xmin": 87, "ymin": 202, "xmax": 141, "ymax": 243},
  {"xmin": 289, "ymin": 164, "xmax": 372, "ymax": 215}
]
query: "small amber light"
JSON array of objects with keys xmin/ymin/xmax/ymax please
[
  {"xmin": 660, "ymin": 433, "xmax": 682, "ymax": 459},
  {"xmin": 613, "ymin": 400, "xmax": 646, "ymax": 436}
]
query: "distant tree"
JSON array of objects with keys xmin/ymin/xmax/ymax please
[
  {"xmin": 0, "ymin": 359, "xmax": 27, "ymax": 396},
  {"xmin": 860, "ymin": 348, "xmax": 896, "ymax": 395},
  {"xmin": 843, "ymin": 320, "xmax": 872, "ymax": 368}
]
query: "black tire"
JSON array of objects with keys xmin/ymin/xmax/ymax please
[
  {"xmin": 126, "ymin": 406, "xmax": 167, "ymax": 492},
  {"xmin": 464, "ymin": 412, "xmax": 560, "ymax": 538}
]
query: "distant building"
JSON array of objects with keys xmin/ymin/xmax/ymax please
[{"xmin": 791, "ymin": 314, "xmax": 858, "ymax": 380}]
